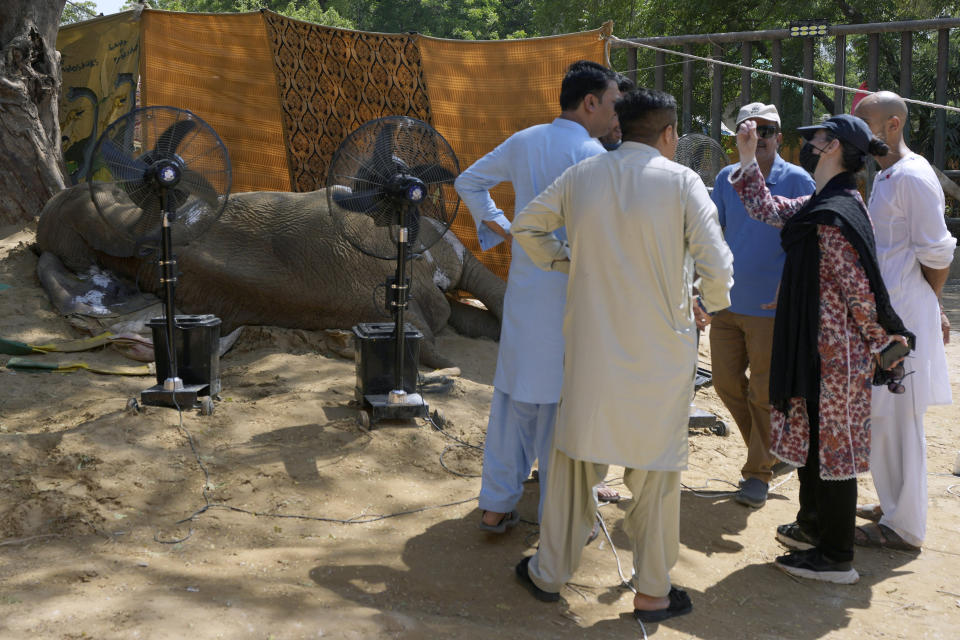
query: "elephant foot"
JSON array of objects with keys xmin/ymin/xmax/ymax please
[
  {"xmin": 418, "ymin": 339, "xmax": 456, "ymax": 370},
  {"xmin": 446, "ymin": 299, "xmax": 501, "ymax": 340}
]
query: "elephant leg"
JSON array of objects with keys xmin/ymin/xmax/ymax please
[
  {"xmin": 37, "ymin": 251, "xmax": 158, "ymax": 317},
  {"xmin": 456, "ymin": 253, "xmax": 505, "ymax": 321},
  {"xmin": 447, "ymin": 298, "xmax": 501, "ymax": 340},
  {"xmin": 404, "ymin": 297, "xmax": 455, "ymax": 370}
]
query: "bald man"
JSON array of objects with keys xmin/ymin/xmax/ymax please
[{"xmin": 853, "ymin": 91, "xmax": 956, "ymax": 550}]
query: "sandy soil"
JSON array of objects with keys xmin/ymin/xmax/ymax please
[{"xmin": 1, "ymin": 220, "xmax": 959, "ymax": 640}]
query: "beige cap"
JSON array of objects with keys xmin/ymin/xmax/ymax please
[{"xmin": 735, "ymin": 102, "xmax": 781, "ymax": 127}]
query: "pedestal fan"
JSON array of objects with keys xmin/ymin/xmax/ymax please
[
  {"xmin": 87, "ymin": 106, "xmax": 231, "ymax": 412},
  {"xmin": 675, "ymin": 133, "xmax": 730, "ymax": 436},
  {"xmin": 326, "ymin": 116, "xmax": 459, "ymax": 427},
  {"xmin": 675, "ymin": 133, "xmax": 730, "ymax": 194}
]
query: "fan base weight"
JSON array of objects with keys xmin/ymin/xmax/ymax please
[
  {"xmin": 352, "ymin": 322, "xmax": 426, "ymax": 428},
  {"xmin": 358, "ymin": 393, "xmax": 428, "ymax": 429},
  {"xmin": 141, "ymin": 383, "xmax": 211, "ymax": 411},
  {"xmin": 688, "ymin": 406, "xmax": 728, "ymax": 436},
  {"xmin": 688, "ymin": 365, "xmax": 727, "ymax": 436}
]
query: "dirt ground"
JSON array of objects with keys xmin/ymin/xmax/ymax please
[{"xmin": 1, "ymin": 219, "xmax": 959, "ymax": 640}]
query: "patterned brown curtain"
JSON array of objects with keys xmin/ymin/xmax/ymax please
[{"xmin": 262, "ymin": 11, "xmax": 432, "ymax": 192}]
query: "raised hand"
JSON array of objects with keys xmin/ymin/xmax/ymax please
[{"xmin": 736, "ymin": 119, "xmax": 759, "ymax": 167}]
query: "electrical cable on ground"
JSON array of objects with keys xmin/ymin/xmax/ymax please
[
  {"xmin": 153, "ymin": 407, "xmax": 480, "ymax": 544},
  {"xmin": 426, "ymin": 411, "xmax": 483, "ymax": 478},
  {"xmin": 156, "ymin": 385, "xmax": 783, "ymax": 637},
  {"xmin": 682, "ymin": 472, "xmax": 793, "ymax": 498}
]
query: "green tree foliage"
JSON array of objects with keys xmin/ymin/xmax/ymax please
[
  {"xmin": 60, "ymin": 0, "xmax": 99, "ymax": 24},
  {"xmin": 348, "ymin": 0, "xmax": 499, "ymax": 39},
  {"xmin": 123, "ymin": 0, "xmax": 535, "ymax": 38},
  {"xmin": 122, "ymin": 0, "xmax": 354, "ymax": 27}
]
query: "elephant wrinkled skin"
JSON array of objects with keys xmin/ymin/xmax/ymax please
[{"xmin": 36, "ymin": 185, "xmax": 506, "ymax": 368}]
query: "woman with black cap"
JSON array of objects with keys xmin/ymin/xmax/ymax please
[{"xmin": 729, "ymin": 114, "xmax": 914, "ymax": 584}]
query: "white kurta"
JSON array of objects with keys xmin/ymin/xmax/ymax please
[
  {"xmin": 454, "ymin": 118, "xmax": 605, "ymax": 403},
  {"xmin": 866, "ymin": 152, "xmax": 955, "ymax": 546},
  {"xmin": 512, "ymin": 142, "xmax": 734, "ymax": 470},
  {"xmin": 868, "ymin": 153, "xmax": 955, "ymax": 414}
]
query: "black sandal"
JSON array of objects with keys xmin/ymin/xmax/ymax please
[{"xmin": 633, "ymin": 586, "xmax": 693, "ymax": 623}]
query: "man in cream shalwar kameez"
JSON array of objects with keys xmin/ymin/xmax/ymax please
[
  {"xmin": 855, "ymin": 92, "xmax": 956, "ymax": 549},
  {"xmin": 512, "ymin": 89, "xmax": 733, "ymax": 619}
]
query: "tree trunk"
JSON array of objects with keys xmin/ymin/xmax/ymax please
[{"xmin": 0, "ymin": 0, "xmax": 67, "ymax": 226}]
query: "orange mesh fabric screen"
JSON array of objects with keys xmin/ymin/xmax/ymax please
[
  {"xmin": 261, "ymin": 12, "xmax": 431, "ymax": 192},
  {"xmin": 140, "ymin": 10, "xmax": 290, "ymax": 192},
  {"xmin": 418, "ymin": 26, "xmax": 611, "ymax": 280}
]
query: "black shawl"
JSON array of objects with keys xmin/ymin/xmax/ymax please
[{"xmin": 769, "ymin": 172, "xmax": 914, "ymax": 412}]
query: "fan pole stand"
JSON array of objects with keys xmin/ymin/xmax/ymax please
[
  {"xmin": 140, "ymin": 168, "xmax": 210, "ymax": 410},
  {"xmin": 355, "ymin": 202, "xmax": 428, "ymax": 427},
  {"xmin": 329, "ymin": 118, "xmax": 460, "ymax": 428}
]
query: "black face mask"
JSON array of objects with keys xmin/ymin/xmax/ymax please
[{"xmin": 798, "ymin": 141, "xmax": 829, "ymax": 175}]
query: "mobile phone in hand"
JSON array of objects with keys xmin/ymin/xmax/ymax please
[{"xmin": 877, "ymin": 339, "xmax": 911, "ymax": 370}]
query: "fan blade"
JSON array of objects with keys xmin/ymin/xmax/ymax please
[
  {"xmin": 179, "ymin": 169, "xmax": 221, "ymax": 211},
  {"xmin": 120, "ymin": 182, "xmax": 158, "ymax": 212},
  {"xmin": 351, "ymin": 162, "xmax": 384, "ymax": 191},
  {"xmin": 101, "ymin": 137, "xmax": 149, "ymax": 183},
  {"xmin": 127, "ymin": 196, "xmax": 163, "ymax": 240},
  {"xmin": 410, "ymin": 163, "xmax": 455, "ymax": 185},
  {"xmin": 364, "ymin": 152, "xmax": 405, "ymax": 185},
  {"xmin": 166, "ymin": 187, "xmax": 191, "ymax": 212},
  {"xmin": 332, "ymin": 188, "xmax": 383, "ymax": 213},
  {"xmin": 373, "ymin": 120, "xmax": 397, "ymax": 171},
  {"xmin": 155, "ymin": 119, "xmax": 197, "ymax": 156}
]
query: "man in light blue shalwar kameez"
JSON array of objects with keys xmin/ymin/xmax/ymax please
[{"xmin": 454, "ymin": 61, "xmax": 621, "ymax": 532}]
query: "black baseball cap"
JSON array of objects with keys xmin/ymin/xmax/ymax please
[{"xmin": 797, "ymin": 114, "xmax": 873, "ymax": 154}]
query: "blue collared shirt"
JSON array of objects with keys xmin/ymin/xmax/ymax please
[
  {"xmin": 455, "ymin": 118, "xmax": 605, "ymax": 250},
  {"xmin": 453, "ymin": 118, "xmax": 604, "ymax": 402},
  {"xmin": 712, "ymin": 154, "xmax": 815, "ymax": 317}
]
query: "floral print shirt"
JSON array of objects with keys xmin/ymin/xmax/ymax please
[{"xmin": 730, "ymin": 162, "xmax": 890, "ymax": 480}]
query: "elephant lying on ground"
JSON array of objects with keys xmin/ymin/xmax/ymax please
[{"xmin": 36, "ymin": 185, "xmax": 506, "ymax": 368}]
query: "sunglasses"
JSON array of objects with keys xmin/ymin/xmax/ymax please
[
  {"xmin": 873, "ymin": 356, "xmax": 915, "ymax": 393},
  {"xmin": 738, "ymin": 124, "xmax": 780, "ymax": 138},
  {"xmin": 886, "ymin": 368, "xmax": 914, "ymax": 395}
]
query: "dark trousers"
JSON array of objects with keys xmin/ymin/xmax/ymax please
[{"xmin": 794, "ymin": 395, "xmax": 858, "ymax": 563}]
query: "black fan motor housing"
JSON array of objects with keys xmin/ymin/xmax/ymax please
[
  {"xmin": 148, "ymin": 314, "xmax": 221, "ymax": 395},
  {"xmin": 147, "ymin": 158, "xmax": 183, "ymax": 188},
  {"xmin": 386, "ymin": 174, "xmax": 426, "ymax": 203}
]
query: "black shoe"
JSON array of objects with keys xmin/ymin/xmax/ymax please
[
  {"xmin": 776, "ymin": 522, "xmax": 820, "ymax": 550},
  {"xmin": 515, "ymin": 556, "xmax": 560, "ymax": 602},
  {"xmin": 735, "ymin": 477, "xmax": 768, "ymax": 508},
  {"xmin": 774, "ymin": 549, "xmax": 859, "ymax": 584}
]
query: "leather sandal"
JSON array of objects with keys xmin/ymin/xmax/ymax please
[
  {"xmin": 854, "ymin": 522, "xmax": 920, "ymax": 551},
  {"xmin": 478, "ymin": 509, "xmax": 519, "ymax": 534}
]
